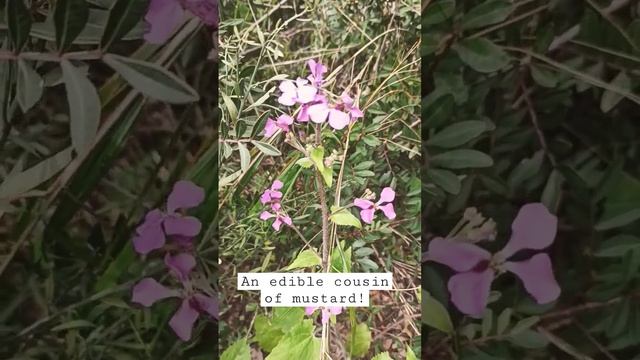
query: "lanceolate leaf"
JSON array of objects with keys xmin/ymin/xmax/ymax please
[
  {"xmin": 7, "ymin": 0, "xmax": 32, "ymax": 51},
  {"xmin": 54, "ymin": 0, "xmax": 89, "ymax": 51},
  {"xmin": 454, "ymin": 37, "xmax": 510, "ymax": 73},
  {"xmin": 102, "ymin": 53, "xmax": 199, "ymax": 103},
  {"xmin": 100, "ymin": 0, "xmax": 148, "ymax": 49},
  {"xmin": 16, "ymin": 59, "xmax": 43, "ymax": 112},
  {"xmin": 430, "ymin": 149, "xmax": 494, "ymax": 169},
  {"xmin": 61, "ymin": 59, "xmax": 101, "ymax": 155}
]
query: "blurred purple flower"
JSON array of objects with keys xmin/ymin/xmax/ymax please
[
  {"xmin": 144, "ymin": 0, "xmax": 218, "ymax": 44},
  {"xmin": 263, "ymin": 115, "xmax": 294, "ymax": 137},
  {"xmin": 132, "ymin": 253, "xmax": 218, "ymax": 341},
  {"xmin": 259, "ymin": 180, "xmax": 283, "ymax": 205},
  {"xmin": 305, "ymin": 306, "xmax": 342, "ymax": 325},
  {"xmin": 278, "ymin": 78, "xmax": 318, "ymax": 106},
  {"xmin": 260, "ymin": 202, "xmax": 292, "ymax": 231},
  {"xmin": 353, "ymin": 187, "xmax": 396, "ymax": 224},
  {"xmin": 425, "ymin": 203, "xmax": 561, "ymax": 317},
  {"xmin": 132, "ymin": 180, "xmax": 204, "ymax": 255}
]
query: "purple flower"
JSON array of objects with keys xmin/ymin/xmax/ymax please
[
  {"xmin": 259, "ymin": 202, "xmax": 292, "ymax": 231},
  {"xmin": 131, "ymin": 253, "xmax": 218, "ymax": 341},
  {"xmin": 306, "ymin": 97, "xmax": 350, "ymax": 130},
  {"xmin": 144, "ymin": 0, "xmax": 218, "ymax": 45},
  {"xmin": 306, "ymin": 59, "xmax": 327, "ymax": 88},
  {"xmin": 278, "ymin": 78, "xmax": 318, "ymax": 106},
  {"xmin": 263, "ymin": 115, "xmax": 294, "ymax": 137},
  {"xmin": 132, "ymin": 181, "xmax": 205, "ymax": 255},
  {"xmin": 259, "ymin": 180, "xmax": 283, "ymax": 205},
  {"xmin": 425, "ymin": 203, "xmax": 561, "ymax": 317},
  {"xmin": 340, "ymin": 92, "xmax": 364, "ymax": 121},
  {"xmin": 353, "ymin": 187, "xmax": 396, "ymax": 224},
  {"xmin": 305, "ymin": 306, "xmax": 342, "ymax": 325}
]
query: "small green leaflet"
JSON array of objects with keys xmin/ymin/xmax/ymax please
[
  {"xmin": 220, "ymin": 338, "xmax": 251, "ymax": 360},
  {"xmin": 330, "ymin": 208, "xmax": 362, "ymax": 228},
  {"xmin": 346, "ymin": 322, "xmax": 372, "ymax": 358},
  {"xmin": 454, "ymin": 38, "xmax": 510, "ymax": 73},
  {"xmin": 287, "ymin": 249, "xmax": 321, "ymax": 270},
  {"xmin": 422, "ymin": 290, "xmax": 454, "ymax": 333}
]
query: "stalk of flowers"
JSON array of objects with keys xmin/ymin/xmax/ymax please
[
  {"xmin": 424, "ymin": 203, "xmax": 561, "ymax": 317},
  {"xmin": 129, "ymin": 180, "xmax": 218, "ymax": 341}
]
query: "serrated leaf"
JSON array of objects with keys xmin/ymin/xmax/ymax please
[
  {"xmin": 287, "ymin": 249, "xmax": 321, "ymax": 270},
  {"xmin": 0, "ymin": 147, "xmax": 73, "ymax": 199},
  {"xmin": 265, "ymin": 320, "xmax": 320, "ymax": 360},
  {"xmin": 220, "ymin": 338, "xmax": 251, "ymax": 360},
  {"xmin": 102, "ymin": 53, "xmax": 199, "ymax": 103},
  {"xmin": 252, "ymin": 140, "xmax": 281, "ymax": 156},
  {"xmin": 422, "ymin": 290, "xmax": 454, "ymax": 333},
  {"xmin": 346, "ymin": 322, "xmax": 371, "ymax": 358},
  {"xmin": 100, "ymin": 0, "xmax": 147, "ymax": 49},
  {"xmin": 330, "ymin": 209, "xmax": 362, "ymax": 228},
  {"xmin": 427, "ymin": 120, "xmax": 490, "ymax": 148},
  {"xmin": 431, "ymin": 149, "xmax": 493, "ymax": 169},
  {"xmin": 16, "ymin": 59, "xmax": 43, "ymax": 111},
  {"xmin": 7, "ymin": 0, "xmax": 32, "ymax": 51},
  {"xmin": 54, "ymin": 0, "xmax": 89, "ymax": 51},
  {"xmin": 454, "ymin": 38, "xmax": 510, "ymax": 73},
  {"xmin": 271, "ymin": 307, "xmax": 305, "ymax": 332},
  {"xmin": 253, "ymin": 315, "xmax": 284, "ymax": 352},
  {"xmin": 61, "ymin": 59, "xmax": 100, "ymax": 155},
  {"xmin": 462, "ymin": 0, "xmax": 514, "ymax": 30}
]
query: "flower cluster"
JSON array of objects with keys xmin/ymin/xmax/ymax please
[
  {"xmin": 424, "ymin": 203, "xmax": 561, "ymax": 317},
  {"xmin": 130, "ymin": 181, "xmax": 218, "ymax": 341},
  {"xmin": 144, "ymin": 0, "xmax": 219, "ymax": 44},
  {"xmin": 353, "ymin": 187, "xmax": 397, "ymax": 224},
  {"xmin": 259, "ymin": 180, "xmax": 293, "ymax": 231}
]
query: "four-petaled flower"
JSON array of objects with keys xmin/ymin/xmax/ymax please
[
  {"xmin": 144, "ymin": 0, "xmax": 218, "ymax": 45},
  {"xmin": 278, "ymin": 78, "xmax": 318, "ymax": 106},
  {"xmin": 260, "ymin": 180, "xmax": 283, "ymax": 205},
  {"xmin": 132, "ymin": 253, "xmax": 218, "ymax": 341},
  {"xmin": 260, "ymin": 202, "xmax": 293, "ymax": 231},
  {"xmin": 263, "ymin": 115, "xmax": 294, "ymax": 137},
  {"xmin": 305, "ymin": 306, "xmax": 343, "ymax": 325},
  {"xmin": 307, "ymin": 98, "xmax": 351, "ymax": 130},
  {"xmin": 354, "ymin": 187, "xmax": 396, "ymax": 224},
  {"xmin": 425, "ymin": 203, "xmax": 561, "ymax": 318},
  {"xmin": 133, "ymin": 181, "xmax": 204, "ymax": 255}
]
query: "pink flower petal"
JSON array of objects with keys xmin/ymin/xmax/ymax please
[
  {"xmin": 163, "ymin": 215, "xmax": 202, "ymax": 237},
  {"xmin": 271, "ymin": 180, "xmax": 284, "ymax": 190},
  {"xmin": 263, "ymin": 118, "xmax": 278, "ymax": 137},
  {"xmin": 308, "ymin": 103, "xmax": 329, "ymax": 123},
  {"xmin": 277, "ymin": 114, "xmax": 294, "ymax": 126},
  {"xmin": 194, "ymin": 293, "xmax": 219, "ymax": 319},
  {"xmin": 353, "ymin": 198, "xmax": 374, "ymax": 210},
  {"xmin": 448, "ymin": 269, "xmax": 494, "ymax": 318},
  {"xmin": 259, "ymin": 211, "xmax": 275, "ymax": 220},
  {"xmin": 305, "ymin": 306, "xmax": 317, "ymax": 315},
  {"xmin": 297, "ymin": 85, "xmax": 318, "ymax": 104},
  {"xmin": 500, "ymin": 203, "xmax": 558, "ymax": 258},
  {"xmin": 260, "ymin": 191, "xmax": 272, "ymax": 204},
  {"xmin": 327, "ymin": 306, "xmax": 342, "ymax": 315},
  {"xmin": 505, "ymin": 253, "xmax": 561, "ymax": 304},
  {"xmin": 321, "ymin": 309, "xmax": 331, "ymax": 324},
  {"xmin": 327, "ymin": 109, "xmax": 350, "ymax": 130},
  {"xmin": 133, "ymin": 209, "xmax": 166, "ymax": 255},
  {"xmin": 426, "ymin": 237, "xmax": 492, "ymax": 272},
  {"xmin": 131, "ymin": 278, "xmax": 178, "ymax": 307},
  {"xmin": 165, "ymin": 253, "xmax": 196, "ymax": 281},
  {"xmin": 279, "ymin": 80, "xmax": 296, "ymax": 93},
  {"xmin": 378, "ymin": 187, "xmax": 395, "ymax": 203},
  {"xmin": 144, "ymin": 0, "xmax": 185, "ymax": 44},
  {"xmin": 297, "ymin": 105, "xmax": 310, "ymax": 122},
  {"xmin": 379, "ymin": 203, "xmax": 396, "ymax": 220},
  {"xmin": 278, "ymin": 94, "xmax": 296, "ymax": 106},
  {"xmin": 169, "ymin": 298, "xmax": 200, "ymax": 341},
  {"xmin": 282, "ymin": 215, "xmax": 293, "ymax": 226},
  {"xmin": 167, "ymin": 180, "xmax": 205, "ymax": 213},
  {"xmin": 272, "ymin": 217, "xmax": 283, "ymax": 231},
  {"xmin": 360, "ymin": 208, "xmax": 376, "ymax": 224}
]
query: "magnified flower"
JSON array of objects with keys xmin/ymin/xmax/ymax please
[
  {"xmin": 353, "ymin": 187, "xmax": 396, "ymax": 224},
  {"xmin": 425, "ymin": 203, "xmax": 561, "ymax": 317},
  {"xmin": 307, "ymin": 59, "xmax": 327, "ymax": 88},
  {"xmin": 259, "ymin": 202, "xmax": 292, "ymax": 231},
  {"xmin": 131, "ymin": 253, "xmax": 218, "ymax": 341},
  {"xmin": 278, "ymin": 78, "xmax": 318, "ymax": 106},
  {"xmin": 132, "ymin": 181, "xmax": 204, "ymax": 255},
  {"xmin": 260, "ymin": 180, "xmax": 283, "ymax": 205},
  {"xmin": 263, "ymin": 114, "xmax": 294, "ymax": 137},
  {"xmin": 305, "ymin": 306, "xmax": 343, "ymax": 325},
  {"xmin": 144, "ymin": 0, "xmax": 218, "ymax": 44}
]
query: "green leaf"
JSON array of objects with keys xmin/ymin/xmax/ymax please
[
  {"xmin": 0, "ymin": 147, "xmax": 73, "ymax": 199},
  {"xmin": 287, "ymin": 249, "xmax": 321, "ymax": 270},
  {"xmin": 422, "ymin": 290, "xmax": 454, "ymax": 333},
  {"xmin": 50, "ymin": 320, "xmax": 94, "ymax": 332},
  {"xmin": 454, "ymin": 38, "xmax": 510, "ymax": 73},
  {"xmin": 16, "ymin": 59, "xmax": 43, "ymax": 112},
  {"xmin": 321, "ymin": 166, "xmax": 333, "ymax": 187},
  {"xmin": 61, "ymin": 59, "xmax": 101, "ymax": 155},
  {"xmin": 541, "ymin": 170, "xmax": 563, "ymax": 211},
  {"xmin": 271, "ymin": 307, "xmax": 306, "ymax": 333},
  {"xmin": 509, "ymin": 316, "xmax": 540, "ymax": 335},
  {"xmin": 330, "ymin": 209, "xmax": 362, "ymax": 228},
  {"xmin": 346, "ymin": 323, "xmax": 372, "ymax": 358},
  {"xmin": 496, "ymin": 308, "xmax": 512, "ymax": 335},
  {"xmin": 222, "ymin": 93, "xmax": 238, "ymax": 122},
  {"xmin": 424, "ymin": 0, "xmax": 455, "ymax": 26},
  {"xmin": 100, "ymin": 0, "xmax": 147, "ymax": 49},
  {"xmin": 296, "ymin": 157, "xmax": 314, "ymax": 168},
  {"xmin": 431, "ymin": 149, "xmax": 494, "ymax": 169},
  {"xmin": 220, "ymin": 338, "xmax": 251, "ymax": 360},
  {"xmin": 596, "ymin": 173, "xmax": 640, "ymax": 230},
  {"xmin": 481, "ymin": 309, "xmax": 494, "ymax": 337},
  {"xmin": 330, "ymin": 243, "xmax": 352, "ymax": 273},
  {"xmin": 601, "ymin": 71, "xmax": 631, "ymax": 113},
  {"xmin": 424, "ymin": 94, "xmax": 454, "ymax": 129},
  {"xmin": 238, "ymin": 143, "xmax": 250, "ymax": 171},
  {"xmin": 508, "ymin": 150, "xmax": 545, "ymax": 189},
  {"xmin": 265, "ymin": 320, "xmax": 320, "ymax": 360},
  {"xmin": 595, "ymin": 235, "xmax": 640, "ymax": 257},
  {"xmin": 427, "ymin": 168, "xmax": 461, "ymax": 195},
  {"xmin": 530, "ymin": 64, "xmax": 558, "ymax": 88},
  {"xmin": 508, "ymin": 329, "xmax": 549, "ymax": 349},
  {"xmin": 54, "ymin": 0, "xmax": 89, "ymax": 51},
  {"xmin": 254, "ymin": 315, "xmax": 284, "ymax": 352},
  {"xmin": 371, "ymin": 352, "xmax": 392, "ymax": 360},
  {"xmin": 7, "ymin": 0, "xmax": 33, "ymax": 51},
  {"xmin": 252, "ymin": 140, "xmax": 282, "ymax": 156},
  {"xmin": 102, "ymin": 53, "xmax": 199, "ymax": 103},
  {"xmin": 427, "ymin": 120, "xmax": 490, "ymax": 148},
  {"xmin": 462, "ymin": 0, "xmax": 514, "ymax": 30},
  {"xmin": 309, "ymin": 146, "xmax": 325, "ymax": 172},
  {"xmin": 406, "ymin": 346, "xmax": 418, "ymax": 360}
]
